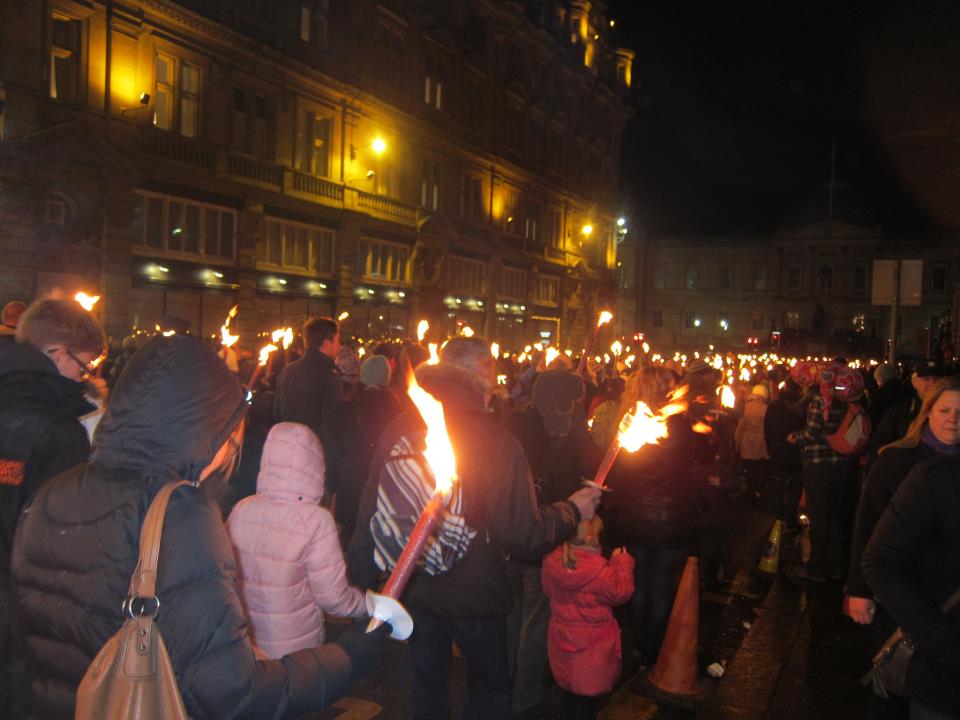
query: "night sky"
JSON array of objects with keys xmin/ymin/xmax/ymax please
[{"xmin": 609, "ymin": 0, "xmax": 960, "ymax": 237}]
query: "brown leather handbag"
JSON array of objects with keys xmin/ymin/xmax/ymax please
[{"xmin": 75, "ymin": 481, "xmax": 191, "ymax": 720}]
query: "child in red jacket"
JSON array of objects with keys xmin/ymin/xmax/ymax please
[{"xmin": 542, "ymin": 516, "xmax": 635, "ymax": 720}]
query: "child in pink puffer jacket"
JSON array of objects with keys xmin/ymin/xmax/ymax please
[{"xmin": 227, "ymin": 422, "xmax": 368, "ymax": 659}]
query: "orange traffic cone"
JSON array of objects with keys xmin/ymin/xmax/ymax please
[
  {"xmin": 632, "ymin": 556, "xmax": 715, "ymax": 709},
  {"xmin": 757, "ymin": 519, "xmax": 783, "ymax": 575}
]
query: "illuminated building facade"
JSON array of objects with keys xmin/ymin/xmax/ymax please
[{"xmin": 0, "ymin": 0, "xmax": 633, "ymax": 349}]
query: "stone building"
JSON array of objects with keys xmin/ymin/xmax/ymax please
[
  {"xmin": 622, "ymin": 188, "xmax": 959, "ymax": 358},
  {"xmin": 0, "ymin": 0, "xmax": 633, "ymax": 349}
]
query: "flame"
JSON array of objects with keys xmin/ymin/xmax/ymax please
[
  {"xmin": 597, "ymin": 310, "xmax": 613, "ymax": 327},
  {"xmin": 417, "ymin": 319, "xmax": 430, "ymax": 343},
  {"xmin": 720, "ymin": 385, "xmax": 736, "ymax": 408},
  {"xmin": 739, "ymin": 368, "xmax": 751, "ymax": 382},
  {"xmin": 712, "ymin": 355, "xmax": 724, "ymax": 370},
  {"xmin": 545, "ymin": 347, "xmax": 560, "ymax": 366},
  {"xmin": 406, "ymin": 374, "xmax": 458, "ymax": 495},
  {"xmin": 564, "ymin": 349, "xmax": 573, "ymax": 357},
  {"xmin": 427, "ymin": 342, "xmax": 440, "ymax": 365},
  {"xmin": 461, "ymin": 326, "xmax": 475, "ymax": 337},
  {"xmin": 338, "ymin": 311, "xmax": 350, "ymax": 321},
  {"xmin": 74, "ymin": 292, "xmax": 100, "ymax": 312},
  {"xmin": 625, "ymin": 354, "xmax": 636, "ymax": 368},
  {"xmin": 220, "ymin": 305, "xmax": 239, "ymax": 349},
  {"xmin": 271, "ymin": 327, "xmax": 294, "ymax": 350},
  {"xmin": 692, "ymin": 421, "xmax": 713, "ymax": 434},
  {"xmin": 617, "ymin": 399, "xmax": 687, "ymax": 452},
  {"xmin": 358, "ymin": 347, "xmax": 367, "ymax": 358},
  {"xmin": 90, "ymin": 355, "xmax": 104, "ymax": 369},
  {"xmin": 610, "ymin": 340, "xmax": 623, "ymax": 356},
  {"xmin": 534, "ymin": 342, "xmax": 544, "ymax": 352},
  {"xmin": 490, "ymin": 342, "xmax": 500, "ymax": 359},
  {"xmin": 258, "ymin": 343, "xmax": 278, "ymax": 366},
  {"xmin": 642, "ymin": 342, "xmax": 650, "ymax": 354}
]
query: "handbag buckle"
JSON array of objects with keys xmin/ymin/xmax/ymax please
[{"xmin": 122, "ymin": 595, "xmax": 160, "ymax": 620}]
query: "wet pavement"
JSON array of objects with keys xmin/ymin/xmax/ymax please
[{"xmin": 315, "ymin": 500, "xmax": 874, "ymax": 720}]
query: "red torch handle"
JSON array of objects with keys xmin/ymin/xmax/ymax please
[
  {"xmin": 590, "ymin": 439, "xmax": 622, "ymax": 489},
  {"xmin": 380, "ymin": 490, "xmax": 448, "ymax": 600}
]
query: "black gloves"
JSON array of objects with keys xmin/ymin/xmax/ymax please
[{"xmin": 336, "ymin": 620, "xmax": 391, "ymax": 682}]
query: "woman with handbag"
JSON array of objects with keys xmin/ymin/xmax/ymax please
[
  {"xmin": 11, "ymin": 335, "xmax": 391, "ymax": 720},
  {"xmin": 862, "ymin": 453, "xmax": 960, "ymax": 720}
]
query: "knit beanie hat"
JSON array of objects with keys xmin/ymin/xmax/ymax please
[
  {"xmin": 336, "ymin": 345, "xmax": 361, "ymax": 381},
  {"xmin": 360, "ymin": 355, "xmax": 391, "ymax": 388},
  {"xmin": 532, "ymin": 368, "xmax": 585, "ymax": 437}
]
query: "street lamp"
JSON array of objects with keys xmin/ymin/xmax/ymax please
[
  {"xmin": 719, "ymin": 318, "xmax": 728, "ymax": 352},
  {"xmin": 694, "ymin": 317, "xmax": 701, "ymax": 348}
]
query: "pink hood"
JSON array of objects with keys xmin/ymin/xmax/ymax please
[{"xmin": 256, "ymin": 422, "xmax": 326, "ymax": 503}]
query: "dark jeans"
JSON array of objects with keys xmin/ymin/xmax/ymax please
[
  {"xmin": 803, "ymin": 462, "xmax": 847, "ymax": 578},
  {"xmin": 627, "ymin": 544, "xmax": 688, "ymax": 659},
  {"xmin": 742, "ymin": 458, "xmax": 768, "ymax": 497},
  {"xmin": 505, "ymin": 562, "xmax": 550, "ymax": 714},
  {"xmin": 409, "ymin": 608, "xmax": 511, "ymax": 720},
  {"xmin": 769, "ymin": 461, "xmax": 803, "ymax": 522}
]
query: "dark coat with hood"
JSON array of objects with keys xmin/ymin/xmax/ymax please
[
  {"xmin": 12, "ymin": 336, "xmax": 360, "ymax": 720},
  {"xmin": 0, "ymin": 342, "xmax": 92, "ymax": 581},
  {"xmin": 348, "ymin": 362, "xmax": 581, "ymax": 617},
  {"xmin": 862, "ymin": 456, "xmax": 960, "ymax": 716},
  {"xmin": 603, "ymin": 414, "xmax": 699, "ymax": 548}
]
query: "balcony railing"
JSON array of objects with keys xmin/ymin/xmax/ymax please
[
  {"xmin": 137, "ymin": 126, "xmax": 215, "ymax": 170},
  {"xmin": 292, "ymin": 171, "xmax": 344, "ymax": 202},
  {"xmin": 357, "ymin": 191, "xmax": 419, "ymax": 222},
  {"xmin": 227, "ymin": 153, "xmax": 283, "ymax": 189}
]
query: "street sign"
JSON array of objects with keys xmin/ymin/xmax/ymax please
[{"xmin": 872, "ymin": 259, "xmax": 922, "ymax": 306}]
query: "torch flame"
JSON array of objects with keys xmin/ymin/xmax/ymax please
[
  {"xmin": 74, "ymin": 292, "xmax": 100, "ymax": 312},
  {"xmin": 597, "ymin": 310, "xmax": 613, "ymax": 327},
  {"xmin": 406, "ymin": 374, "xmax": 458, "ymax": 495},
  {"xmin": 610, "ymin": 340, "xmax": 623, "ymax": 356},
  {"xmin": 220, "ymin": 305, "xmax": 239, "ymax": 349},
  {"xmin": 417, "ymin": 320, "xmax": 429, "ymax": 343},
  {"xmin": 427, "ymin": 342, "xmax": 440, "ymax": 365},
  {"xmin": 545, "ymin": 347, "xmax": 560, "ymax": 367},
  {"xmin": 271, "ymin": 327, "xmax": 294, "ymax": 350},
  {"xmin": 617, "ymin": 399, "xmax": 687, "ymax": 452},
  {"xmin": 692, "ymin": 421, "xmax": 713, "ymax": 434},
  {"xmin": 461, "ymin": 326, "xmax": 475, "ymax": 337},
  {"xmin": 258, "ymin": 343, "xmax": 278, "ymax": 366},
  {"xmin": 720, "ymin": 385, "xmax": 736, "ymax": 409},
  {"xmin": 490, "ymin": 342, "xmax": 500, "ymax": 359}
]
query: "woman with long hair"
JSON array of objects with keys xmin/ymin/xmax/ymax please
[
  {"xmin": 603, "ymin": 365, "xmax": 698, "ymax": 664},
  {"xmin": 846, "ymin": 376, "xmax": 960, "ymax": 720}
]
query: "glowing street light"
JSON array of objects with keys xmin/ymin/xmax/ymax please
[
  {"xmin": 371, "ymin": 137, "xmax": 387, "ymax": 155},
  {"xmin": 616, "ymin": 217, "xmax": 626, "ymax": 227},
  {"xmin": 581, "ymin": 224, "xmax": 594, "ymax": 237}
]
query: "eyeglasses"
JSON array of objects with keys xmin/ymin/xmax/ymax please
[{"xmin": 46, "ymin": 346, "xmax": 103, "ymax": 380}]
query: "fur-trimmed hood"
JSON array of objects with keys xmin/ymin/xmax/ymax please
[{"xmin": 416, "ymin": 362, "xmax": 490, "ymax": 412}]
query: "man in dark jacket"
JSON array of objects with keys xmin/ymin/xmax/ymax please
[
  {"xmin": 763, "ymin": 378, "xmax": 806, "ymax": 525},
  {"xmin": 11, "ymin": 335, "xmax": 389, "ymax": 720},
  {"xmin": 349, "ymin": 337, "xmax": 600, "ymax": 720},
  {"xmin": 0, "ymin": 299, "xmax": 104, "ymax": 719},
  {"xmin": 274, "ymin": 317, "xmax": 342, "ymax": 498}
]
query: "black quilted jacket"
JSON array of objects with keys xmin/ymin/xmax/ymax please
[{"xmin": 12, "ymin": 336, "xmax": 354, "ymax": 720}]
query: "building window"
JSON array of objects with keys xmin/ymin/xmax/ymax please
[
  {"xmin": 853, "ymin": 264, "xmax": 867, "ymax": 295},
  {"xmin": 232, "ymin": 87, "xmax": 270, "ymax": 157},
  {"xmin": 819, "ymin": 265, "xmax": 834, "ymax": 296},
  {"xmin": 154, "ymin": 54, "xmax": 200, "ymax": 138},
  {"xmin": 652, "ymin": 309, "xmax": 663, "ymax": 328},
  {"xmin": 420, "ymin": 160, "xmax": 441, "ymax": 211},
  {"xmin": 653, "ymin": 265, "xmax": 665, "ymax": 290},
  {"xmin": 932, "ymin": 265, "xmax": 949, "ymax": 292},
  {"xmin": 550, "ymin": 209, "xmax": 563, "ymax": 249},
  {"xmin": 785, "ymin": 311, "xmax": 800, "ymax": 330},
  {"xmin": 295, "ymin": 109, "xmax": 332, "ymax": 177},
  {"xmin": 446, "ymin": 255, "xmax": 487, "ymax": 295},
  {"xmin": 788, "ymin": 264, "xmax": 802, "ymax": 292},
  {"xmin": 460, "ymin": 174, "xmax": 484, "ymax": 223},
  {"xmin": 50, "ymin": 14, "xmax": 82, "ymax": 103},
  {"xmin": 752, "ymin": 313, "xmax": 765, "ymax": 331},
  {"xmin": 377, "ymin": 20, "xmax": 403, "ymax": 91},
  {"xmin": 685, "ymin": 264, "xmax": 698, "ymax": 290},
  {"xmin": 46, "ymin": 192, "xmax": 73, "ymax": 226},
  {"xmin": 525, "ymin": 202, "xmax": 541, "ymax": 243},
  {"xmin": 357, "ymin": 238, "xmax": 410, "ymax": 284},
  {"xmin": 534, "ymin": 275, "xmax": 560, "ymax": 306},
  {"xmin": 754, "ymin": 264, "xmax": 768, "ymax": 291},
  {"xmin": 133, "ymin": 191, "xmax": 235, "ymax": 259},
  {"xmin": 299, "ymin": 1, "xmax": 328, "ymax": 48},
  {"xmin": 258, "ymin": 218, "xmax": 334, "ymax": 274},
  {"xmin": 424, "ymin": 57, "xmax": 444, "ymax": 111},
  {"xmin": 501, "ymin": 267, "xmax": 526, "ymax": 300},
  {"xmin": 684, "ymin": 312, "xmax": 698, "ymax": 329},
  {"xmin": 503, "ymin": 188, "xmax": 521, "ymax": 235},
  {"xmin": 718, "ymin": 266, "xmax": 730, "ymax": 290}
]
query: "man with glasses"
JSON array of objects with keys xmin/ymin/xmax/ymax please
[{"xmin": 0, "ymin": 297, "xmax": 105, "ymax": 719}]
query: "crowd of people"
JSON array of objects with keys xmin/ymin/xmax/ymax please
[{"xmin": 0, "ymin": 296, "xmax": 958, "ymax": 720}]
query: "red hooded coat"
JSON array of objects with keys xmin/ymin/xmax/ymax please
[{"xmin": 542, "ymin": 545, "xmax": 635, "ymax": 696}]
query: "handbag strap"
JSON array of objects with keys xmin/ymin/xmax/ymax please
[{"xmin": 129, "ymin": 480, "xmax": 191, "ymax": 599}]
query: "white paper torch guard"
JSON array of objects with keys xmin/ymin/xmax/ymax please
[{"xmin": 365, "ymin": 590, "xmax": 414, "ymax": 641}]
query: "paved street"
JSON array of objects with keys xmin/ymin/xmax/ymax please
[{"xmin": 316, "ymin": 500, "xmax": 873, "ymax": 720}]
